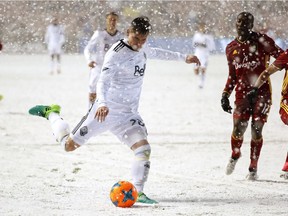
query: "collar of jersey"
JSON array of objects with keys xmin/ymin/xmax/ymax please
[{"xmin": 121, "ymin": 39, "xmax": 137, "ymax": 51}]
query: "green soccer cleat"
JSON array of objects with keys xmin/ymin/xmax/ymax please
[
  {"xmin": 136, "ymin": 192, "xmax": 158, "ymax": 204},
  {"xmin": 28, "ymin": 104, "xmax": 61, "ymax": 119}
]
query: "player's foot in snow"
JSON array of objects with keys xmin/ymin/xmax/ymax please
[
  {"xmin": 136, "ymin": 192, "xmax": 158, "ymax": 204},
  {"xmin": 246, "ymin": 168, "xmax": 258, "ymax": 181},
  {"xmin": 29, "ymin": 104, "xmax": 60, "ymax": 119},
  {"xmin": 280, "ymin": 172, "xmax": 288, "ymax": 180},
  {"xmin": 282, "ymin": 161, "xmax": 288, "ymax": 172},
  {"xmin": 226, "ymin": 157, "xmax": 239, "ymax": 175}
]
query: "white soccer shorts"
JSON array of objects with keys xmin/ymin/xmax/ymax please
[{"xmin": 70, "ymin": 104, "xmax": 148, "ymax": 148}]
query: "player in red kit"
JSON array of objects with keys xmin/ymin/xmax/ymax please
[
  {"xmin": 247, "ymin": 50, "xmax": 288, "ymax": 179},
  {"xmin": 221, "ymin": 12, "xmax": 283, "ymax": 180}
]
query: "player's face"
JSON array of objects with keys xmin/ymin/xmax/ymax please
[
  {"xmin": 106, "ymin": 15, "xmax": 118, "ymax": 30},
  {"xmin": 236, "ymin": 13, "xmax": 253, "ymax": 37},
  {"xmin": 127, "ymin": 30, "xmax": 149, "ymax": 51}
]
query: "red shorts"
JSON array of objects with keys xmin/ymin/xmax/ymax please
[
  {"xmin": 233, "ymin": 95, "xmax": 271, "ymax": 123},
  {"xmin": 279, "ymin": 99, "xmax": 288, "ymax": 125}
]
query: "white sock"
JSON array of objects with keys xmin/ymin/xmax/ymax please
[
  {"xmin": 131, "ymin": 145, "xmax": 151, "ymax": 193},
  {"xmin": 48, "ymin": 112, "xmax": 70, "ymax": 148}
]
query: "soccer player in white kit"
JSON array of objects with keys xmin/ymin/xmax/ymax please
[
  {"xmin": 29, "ymin": 16, "xmax": 200, "ymax": 204},
  {"xmin": 192, "ymin": 23, "xmax": 215, "ymax": 88},
  {"xmin": 84, "ymin": 12, "xmax": 124, "ymax": 106},
  {"xmin": 45, "ymin": 17, "xmax": 65, "ymax": 75}
]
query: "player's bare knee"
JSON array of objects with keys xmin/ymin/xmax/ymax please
[
  {"xmin": 131, "ymin": 139, "xmax": 149, "ymax": 151},
  {"xmin": 132, "ymin": 140, "xmax": 151, "ymax": 160}
]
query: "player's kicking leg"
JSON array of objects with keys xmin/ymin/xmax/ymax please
[
  {"xmin": 121, "ymin": 122, "xmax": 158, "ymax": 205},
  {"xmin": 28, "ymin": 104, "xmax": 80, "ymax": 151}
]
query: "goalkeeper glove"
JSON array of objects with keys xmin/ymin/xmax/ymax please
[{"xmin": 221, "ymin": 92, "xmax": 232, "ymax": 114}]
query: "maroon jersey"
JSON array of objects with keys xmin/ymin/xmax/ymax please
[
  {"xmin": 273, "ymin": 49, "xmax": 288, "ymax": 100},
  {"xmin": 224, "ymin": 32, "xmax": 283, "ymax": 100}
]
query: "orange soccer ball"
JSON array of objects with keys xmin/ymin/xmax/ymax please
[{"xmin": 110, "ymin": 181, "xmax": 138, "ymax": 208}]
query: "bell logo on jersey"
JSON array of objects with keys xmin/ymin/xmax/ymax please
[{"xmin": 134, "ymin": 64, "xmax": 146, "ymax": 76}]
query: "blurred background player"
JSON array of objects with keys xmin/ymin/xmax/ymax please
[
  {"xmin": 192, "ymin": 23, "xmax": 215, "ymax": 88},
  {"xmin": 221, "ymin": 12, "xmax": 283, "ymax": 180},
  {"xmin": 45, "ymin": 16, "xmax": 65, "ymax": 75},
  {"xmin": 247, "ymin": 49, "xmax": 288, "ymax": 179},
  {"xmin": 84, "ymin": 12, "xmax": 124, "ymax": 106},
  {"xmin": 29, "ymin": 16, "xmax": 200, "ymax": 204}
]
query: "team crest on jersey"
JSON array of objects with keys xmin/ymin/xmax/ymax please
[
  {"xmin": 104, "ymin": 43, "xmax": 110, "ymax": 51},
  {"xmin": 80, "ymin": 126, "xmax": 88, "ymax": 136},
  {"xmin": 134, "ymin": 64, "xmax": 146, "ymax": 76}
]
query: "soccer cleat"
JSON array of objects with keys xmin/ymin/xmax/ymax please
[
  {"xmin": 280, "ymin": 172, "xmax": 288, "ymax": 180},
  {"xmin": 246, "ymin": 172, "xmax": 258, "ymax": 181},
  {"xmin": 29, "ymin": 104, "xmax": 60, "ymax": 119},
  {"xmin": 246, "ymin": 169, "xmax": 258, "ymax": 181},
  {"xmin": 225, "ymin": 157, "xmax": 239, "ymax": 175},
  {"xmin": 282, "ymin": 161, "xmax": 288, "ymax": 172},
  {"xmin": 136, "ymin": 192, "xmax": 158, "ymax": 204}
]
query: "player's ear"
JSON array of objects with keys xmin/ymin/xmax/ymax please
[{"xmin": 126, "ymin": 29, "xmax": 130, "ymax": 36}]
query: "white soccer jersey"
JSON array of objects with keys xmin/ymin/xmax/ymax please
[
  {"xmin": 45, "ymin": 24, "xmax": 65, "ymax": 54},
  {"xmin": 192, "ymin": 32, "xmax": 215, "ymax": 67},
  {"xmin": 84, "ymin": 29, "xmax": 124, "ymax": 65},
  {"xmin": 96, "ymin": 39, "xmax": 186, "ymax": 113}
]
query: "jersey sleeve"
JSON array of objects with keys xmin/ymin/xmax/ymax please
[
  {"xmin": 96, "ymin": 50, "xmax": 118, "ymax": 107},
  {"xmin": 273, "ymin": 50, "xmax": 288, "ymax": 70},
  {"xmin": 223, "ymin": 43, "xmax": 237, "ymax": 96},
  {"xmin": 262, "ymin": 34, "xmax": 283, "ymax": 59},
  {"xmin": 59, "ymin": 25, "xmax": 65, "ymax": 45},
  {"xmin": 84, "ymin": 30, "xmax": 101, "ymax": 63},
  {"xmin": 144, "ymin": 46, "xmax": 186, "ymax": 61}
]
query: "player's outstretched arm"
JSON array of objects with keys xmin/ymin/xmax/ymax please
[
  {"xmin": 254, "ymin": 64, "xmax": 280, "ymax": 89},
  {"xmin": 185, "ymin": 54, "xmax": 201, "ymax": 66},
  {"xmin": 247, "ymin": 64, "xmax": 280, "ymax": 105}
]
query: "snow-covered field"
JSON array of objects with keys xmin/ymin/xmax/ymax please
[{"xmin": 0, "ymin": 54, "xmax": 287, "ymax": 216}]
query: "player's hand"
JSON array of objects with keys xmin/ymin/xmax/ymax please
[
  {"xmin": 221, "ymin": 93, "xmax": 232, "ymax": 114},
  {"xmin": 88, "ymin": 61, "xmax": 96, "ymax": 68},
  {"xmin": 95, "ymin": 106, "xmax": 109, "ymax": 122},
  {"xmin": 246, "ymin": 87, "xmax": 258, "ymax": 105},
  {"xmin": 185, "ymin": 55, "xmax": 201, "ymax": 66}
]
